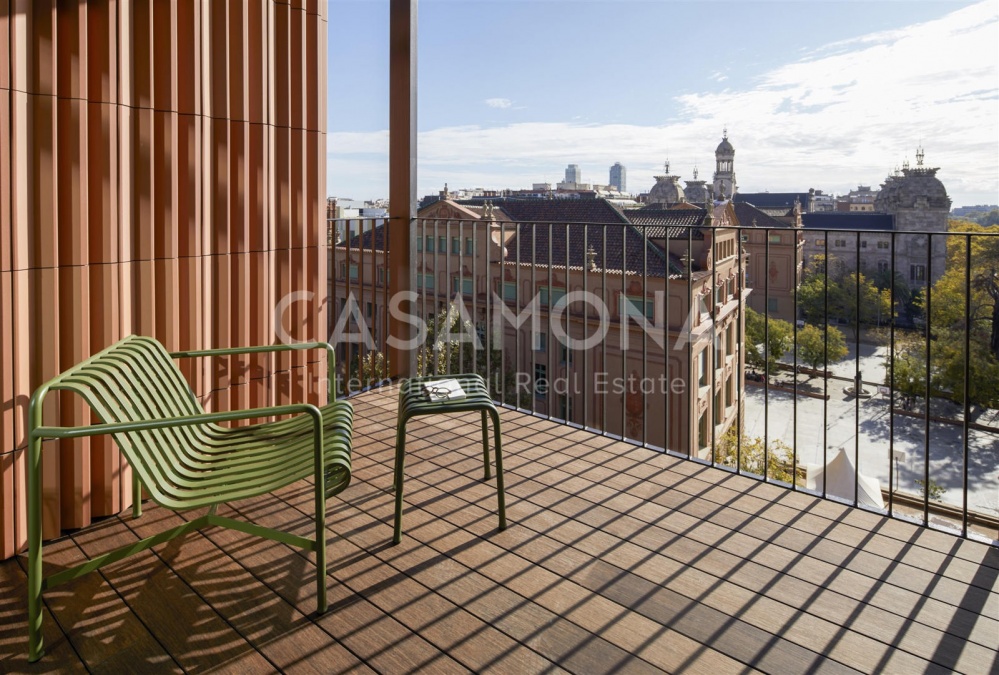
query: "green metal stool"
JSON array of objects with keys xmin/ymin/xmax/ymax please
[{"xmin": 393, "ymin": 374, "xmax": 506, "ymax": 544}]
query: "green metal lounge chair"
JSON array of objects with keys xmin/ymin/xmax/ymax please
[{"xmin": 26, "ymin": 335, "xmax": 353, "ymax": 662}]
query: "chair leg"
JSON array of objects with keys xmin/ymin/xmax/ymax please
[
  {"xmin": 132, "ymin": 473, "xmax": 143, "ymax": 519},
  {"xmin": 480, "ymin": 409, "xmax": 491, "ymax": 480},
  {"xmin": 27, "ymin": 436, "xmax": 44, "ymax": 663},
  {"xmin": 315, "ymin": 468, "xmax": 328, "ymax": 614},
  {"xmin": 489, "ymin": 407, "xmax": 507, "ymax": 531},
  {"xmin": 392, "ymin": 419, "xmax": 408, "ymax": 544}
]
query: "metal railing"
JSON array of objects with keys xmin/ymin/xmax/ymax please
[{"xmin": 327, "ymin": 215, "xmax": 999, "ymax": 544}]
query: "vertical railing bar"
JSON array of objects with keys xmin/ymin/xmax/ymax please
[
  {"xmin": 854, "ymin": 230, "xmax": 861, "ymax": 508},
  {"xmin": 433, "ymin": 218, "xmax": 440, "ymax": 376},
  {"xmin": 383, "ymin": 218, "xmax": 390, "ymax": 380},
  {"xmin": 531, "ymin": 222, "xmax": 537, "ymax": 415},
  {"xmin": 962, "ymin": 234, "xmax": 971, "ymax": 537},
  {"xmin": 822, "ymin": 236, "xmax": 829, "ymax": 499},
  {"xmin": 792, "ymin": 226, "xmax": 798, "ymax": 489},
  {"xmin": 445, "ymin": 219, "xmax": 453, "ymax": 374},
  {"xmin": 736, "ymin": 225, "xmax": 743, "ymax": 471},
  {"xmin": 565, "ymin": 222, "xmax": 571, "ymax": 423},
  {"xmin": 764, "ymin": 230, "xmax": 770, "ymax": 479},
  {"xmin": 603, "ymin": 224, "xmax": 608, "ymax": 437},
  {"xmin": 710, "ymin": 217, "xmax": 717, "ymax": 465},
  {"xmin": 583, "ymin": 224, "xmax": 590, "ymax": 430},
  {"xmin": 923, "ymin": 232, "xmax": 932, "ymax": 526},
  {"xmin": 458, "ymin": 220, "xmax": 464, "ymax": 373},
  {"xmin": 664, "ymin": 226, "xmax": 675, "ymax": 452},
  {"xmin": 888, "ymin": 229, "xmax": 896, "ymax": 517},
  {"xmin": 687, "ymin": 225, "xmax": 693, "ymax": 459},
  {"xmin": 642, "ymin": 223, "xmax": 648, "ymax": 448},
  {"xmin": 547, "ymin": 221, "xmax": 554, "ymax": 421},
  {"xmin": 622, "ymin": 225, "xmax": 628, "ymax": 439},
  {"xmin": 480, "ymin": 215, "xmax": 487, "ymax": 397}
]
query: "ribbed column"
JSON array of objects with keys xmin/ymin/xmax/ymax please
[{"xmin": 0, "ymin": 0, "xmax": 329, "ymax": 559}]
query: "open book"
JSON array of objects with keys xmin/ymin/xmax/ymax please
[{"xmin": 422, "ymin": 378, "xmax": 467, "ymax": 403}]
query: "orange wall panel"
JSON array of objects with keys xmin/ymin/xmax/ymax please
[{"xmin": 0, "ymin": 0, "xmax": 328, "ymax": 560}]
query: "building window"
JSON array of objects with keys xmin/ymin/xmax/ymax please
[
  {"xmin": 438, "ymin": 236, "xmax": 446, "ymax": 253},
  {"xmin": 558, "ymin": 395, "xmax": 573, "ymax": 422},
  {"xmin": 727, "ymin": 323, "xmax": 735, "ymax": 356},
  {"xmin": 834, "ymin": 239, "xmax": 846, "ymax": 248},
  {"xmin": 465, "ymin": 237, "xmax": 474, "ymax": 255},
  {"xmin": 349, "ymin": 264, "xmax": 359, "ymax": 280},
  {"xmin": 452, "ymin": 277, "xmax": 474, "ymax": 295},
  {"xmin": 861, "ymin": 240, "xmax": 868, "ymax": 249},
  {"xmin": 560, "ymin": 344, "xmax": 574, "ymax": 365},
  {"xmin": 535, "ymin": 364, "xmax": 548, "ymax": 399},
  {"xmin": 535, "ymin": 332, "xmax": 547, "ymax": 352},
  {"xmin": 622, "ymin": 295, "xmax": 654, "ymax": 320},
  {"xmin": 698, "ymin": 353, "xmax": 708, "ymax": 387},
  {"xmin": 452, "ymin": 237, "xmax": 461, "ymax": 255},
  {"xmin": 877, "ymin": 240, "xmax": 890, "ymax": 250},
  {"xmin": 365, "ymin": 302, "xmax": 373, "ymax": 318},
  {"xmin": 910, "ymin": 264, "xmax": 926, "ymax": 282},
  {"xmin": 416, "ymin": 237, "xmax": 423, "ymax": 252},
  {"xmin": 377, "ymin": 268, "xmax": 389, "ymax": 285},
  {"xmin": 425, "ymin": 235, "xmax": 434, "ymax": 252},
  {"xmin": 877, "ymin": 260, "xmax": 889, "ymax": 273},
  {"xmin": 503, "ymin": 282, "xmax": 517, "ymax": 302},
  {"xmin": 416, "ymin": 273, "xmax": 435, "ymax": 290},
  {"xmin": 815, "ymin": 239, "xmax": 825, "ymax": 246},
  {"xmin": 740, "ymin": 234, "xmax": 748, "ymax": 242},
  {"xmin": 539, "ymin": 286, "xmax": 566, "ymax": 307},
  {"xmin": 768, "ymin": 297, "xmax": 779, "ymax": 313},
  {"xmin": 768, "ymin": 234, "xmax": 781, "ymax": 244}
]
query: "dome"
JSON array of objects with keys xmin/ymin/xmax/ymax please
[
  {"xmin": 684, "ymin": 180, "xmax": 710, "ymax": 204},
  {"xmin": 875, "ymin": 167, "xmax": 950, "ymax": 212},
  {"xmin": 716, "ymin": 136, "xmax": 734, "ymax": 156},
  {"xmin": 649, "ymin": 175, "xmax": 686, "ymax": 205}
]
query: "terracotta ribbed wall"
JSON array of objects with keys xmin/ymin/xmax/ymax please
[{"xmin": 0, "ymin": 0, "xmax": 329, "ymax": 560}]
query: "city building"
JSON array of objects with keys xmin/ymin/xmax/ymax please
[
  {"xmin": 730, "ymin": 202, "xmax": 805, "ymax": 322},
  {"xmin": 334, "ymin": 196, "xmax": 746, "ymax": 457},
  {"xmin": 564, "ymin": 163, "xmax": 582, "ymax": 185},
  {"xmin": 609, "ymin": 162, "xmax": 627, "ymax": 192},
  {"xmin": 801, "ymin": 149, "xmax": 951, "ymax": 289},
  {"xmin": 836, "ymin": 185, "xmax": 879, "ymax": 212}
]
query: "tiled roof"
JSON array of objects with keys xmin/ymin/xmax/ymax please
[
  {"xmin": 342, "ymin": 223, "xmax": 388, "ymax": 250},
  {"xmin": 735, "ymin": 192, "xmax": 811, "ymax": 210},
  {"xmin": 801, "ymin": 212, "xmax": 895, "ymax": 231},
  {"xmin": 623, "ymin": 208, "xmax": 706, "ymax": 240},
  {"xmin": 485, "ymin": 198, "xmax": 630, "ymax": 226},
  {"xmin": 732, "ymin": 202, "xmax": 793, "ymax": 229}
]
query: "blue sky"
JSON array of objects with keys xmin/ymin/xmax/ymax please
[{"xmin": 328, "ymin": 0, "xmax": 999, "ymax": 207}]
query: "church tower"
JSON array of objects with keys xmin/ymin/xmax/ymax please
[{"xmin": 712, "ymin": 129, "xmax": 736, "ymax": 199}]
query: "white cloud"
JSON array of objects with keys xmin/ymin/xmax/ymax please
[
  {"xmin": 329, "ymin": 1, "xmax": 999, "ymax": 205},
  {"xmin": 485, "ymin": 97, "xmax": 513, "ymax": 109}
]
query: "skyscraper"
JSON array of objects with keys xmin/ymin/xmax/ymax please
[
  {"xmin": 565, "ymin": 164, "xmax": 582, "ymax": 184},
  {"xmin": 609, "ymin": 162, "xmax": 627, "ymax": 192}
]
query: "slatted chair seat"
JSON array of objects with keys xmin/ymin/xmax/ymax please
[{"xmin": 26, "ymin": 335, "xmax": 353, "ymax": 662}]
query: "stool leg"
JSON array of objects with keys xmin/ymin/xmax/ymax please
[
  {"xmin": 490, "ymin": 407, "xmax": 507, "ymax": 531},
  {"xmin": 392, "ymin": 418, "xmax": 407, "ymax": 544},
  {"xmin": 480, "ymin": 409, "xmax": 491, "ymax": 481}
]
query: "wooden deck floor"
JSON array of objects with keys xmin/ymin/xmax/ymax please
[{"xmin": 2, "ymin": 385, "xmax": 997, "ymax": 673}]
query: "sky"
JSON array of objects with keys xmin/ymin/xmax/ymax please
[{"xmin": 327, "ymin": 0, "xmax": 999, "ymax": 207}]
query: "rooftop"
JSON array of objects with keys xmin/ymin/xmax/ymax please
[{"xmin": 4, "ymin": 386, "xmax": 996, "ymax": 672}]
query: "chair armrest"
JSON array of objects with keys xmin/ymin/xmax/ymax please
[
  {"xmin": 31, "ymin": 403, "xmax": 324, "ymax": 442},
  {"xmin": 169, "ymin": 342, "xmax": 338, "ymax": 400}
]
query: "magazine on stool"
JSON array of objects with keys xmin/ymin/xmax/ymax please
[{"xmin": 422, "ymin": 378, "xmax": 467, "ymax": 402}]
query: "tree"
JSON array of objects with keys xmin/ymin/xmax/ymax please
[
  {"xmin": 890, "ymin": 222, "xmax": 999, "ymax": 407},
  {"xmin": 716, "ymin": 426, "xmax": 796, "ymax": 484},
  {"xmin": 797, "ymin": 256, "xmax": 891, "ymax": 331},
  {"xmin": 744, "ymin": 307, "xmax": 794, "ymax": 372},
  {"xmin": 795, "ymin": 324, "xmax": 848, "ymax": 373}
]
